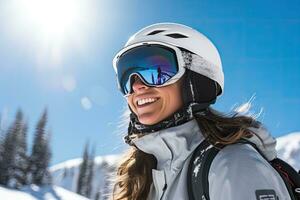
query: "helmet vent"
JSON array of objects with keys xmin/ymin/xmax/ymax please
[
  {"xmin": 147, "ymin": 30, "xmax": 165, "ymax": 35},
  {"xmin": 166, "ymin": 33, "xmax": 188, "ymax": 38}
]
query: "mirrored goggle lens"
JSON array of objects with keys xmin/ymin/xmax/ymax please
[{"xmin": 116, "ymin": 44, "xmax": 179, "ymax": 95}]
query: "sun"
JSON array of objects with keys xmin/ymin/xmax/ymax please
[
  {"xmin": 6, "ymin": 0, "xmax": 93, "ymax": 65},
  {"xmin": 19, "ymin": 0, "xmax": 81, "ymax": 40}
]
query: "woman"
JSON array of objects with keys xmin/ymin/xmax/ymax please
[{"xmin": 111, "ymin": 23, "xmax": 291, "ymax": 200}]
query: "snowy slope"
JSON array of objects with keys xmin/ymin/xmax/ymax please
[
  {"xmin": 276, "ymin": 132, "xmax": 300, "ymax": 170},
  {"xmin": 0, "ymin": 185, "xmax": 89, "ymax": 200},
  {"xmin": 50, "ymin": 155, "xmax": 119, "ymax": 200}
]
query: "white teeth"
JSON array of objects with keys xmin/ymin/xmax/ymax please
[{"xmin": 137, "ymin": 98, "xmax": 157, "ymax": 106}]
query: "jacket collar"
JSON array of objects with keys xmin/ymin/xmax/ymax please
[{"xmin": 132, "ymin": 119, "xmax": 204, "ymax": 171}]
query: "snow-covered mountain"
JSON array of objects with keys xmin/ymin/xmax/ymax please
[
  {"xmin": 276, "ymin": 132, "xmax": 300, "ymax": 171},
  {"xmin": 49, "ymin": 132, "xmax": 300, "ymax": 200},
  {"xmin": 50, "ymin": 154, "xmax": 119, "ymax": 200},
  {"xmin": 0, "ymin": 185, "xmax": 89, "ymax": 200}
]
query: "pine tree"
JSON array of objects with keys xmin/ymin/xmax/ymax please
[
  {"xmin": 0, "ymin": 113, "xmax": 4, "ymax": 137},
  {"xmin": 0, "ymin": 110, "xmax": 24, "ymax": 186},
  {"xmin": 0, "ymin": 113, "xmax": 6, "ymax": 169},
  {"xmin": 0, "ymin": 113, "xmax": 3, "ymax": 139},
  {"xmin": 95, "ymin": 190, "xmax": 101, "ymax": 200},
  {"xmin": 77, "ymin": 142, "xmax": 96, "ymax": 198},
  {"xmin": 13, "ymin": 121, "xmax": 29, "ymax": 188},
  {"xmin": 0, "ymin": 114, "xmax": 3, "ymax": 178},
  {"xmin": 77, "ymin": 142, "xmax": 90, "ymax": 196},
  {"xmin": 44, "ymin": 131, "xmax": 52, "ymax": 184},
  {"xmin": 29, "ymin": 109, "xmax": 52, "ymax": 186},
  {"xmin": 86, "ymin": 145, "xmax": 95, "ymax": 198}
]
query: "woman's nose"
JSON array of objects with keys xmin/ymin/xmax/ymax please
[{"xmin": 131, "ymin": 76, "xmax": 148, "ymax": 93}]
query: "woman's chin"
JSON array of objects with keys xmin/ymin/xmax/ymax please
[{"xmin": 138, "ymin": 113, "xmax": 161, "ymax": 125}]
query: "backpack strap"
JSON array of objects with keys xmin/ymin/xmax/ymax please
[
  {"xmin": 187, "ymin": 140, "xmax": 221, "ymax": 200},
  {"xmin": 271, "ymin": 158, "xmax": 299, "ymax": 200}
]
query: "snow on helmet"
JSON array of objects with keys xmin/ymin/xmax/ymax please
[{"xmin": 124, "ymin": 22, "xmax": 224, "ymax": 95}]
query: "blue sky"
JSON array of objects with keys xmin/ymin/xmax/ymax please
[{"xmin": 0, "ymin": 0, "xmax": 299, "ymax": 165}]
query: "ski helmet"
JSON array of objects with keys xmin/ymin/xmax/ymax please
[{"xmin": 123, "ymin": 22, "xmax": 224, "ymax": 96}]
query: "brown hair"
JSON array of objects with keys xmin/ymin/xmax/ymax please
[{"xmin": 111, "ymin": 107, "xmax": 261, "ymax": 200}]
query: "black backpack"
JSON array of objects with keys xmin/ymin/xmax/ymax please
[{"xmin": 187, "ymin": 139, "xmax": 300, "ymax": 200}]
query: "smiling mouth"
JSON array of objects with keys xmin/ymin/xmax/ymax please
[{"xmin": 136, "ymin": 97, "xmax": 159, "ymax": 107}]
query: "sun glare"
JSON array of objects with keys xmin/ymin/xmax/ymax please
[
  {"xmin": 19, "ymin": 0, "xmax": 81, "ymax": 40},
  {"xmin": 7, "ymin": 0, "xmax": 94, "ymax": 65},
  {"xmin": 21, "ymin": 0, "xmax": 80, "ymax": 37}
]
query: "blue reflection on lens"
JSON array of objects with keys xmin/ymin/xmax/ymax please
[{"xmin": 117, "ymin": 44, "xmax": 178, "ymax": 95}]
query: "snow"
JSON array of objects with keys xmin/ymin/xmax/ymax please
[
  {"xmin": 50, "ymin": 154, "xmax": 119, "ymax": 199},
  {"xmin": 0, "ymin": 186, "xmax": 33, "ymax": 200},
  {"xmin": 94, "ymin": 155, "xmax": 119, "ymax": 166},
  {"xmin": 50, "ymin": 158, "xmax": 82, "ymax": 172},
  {"xmin": 50, "ymin": 155, "xmax": 119, "ymax": 173},
  {"xmin": 276, "ymin": 132, "xmax": 300, "ymax": 170},
  {"xmin": 0, "ymin": 185, "xmax": 89, "ymax": 200}
]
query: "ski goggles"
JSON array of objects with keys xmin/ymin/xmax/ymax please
[{"xmin": 113, "ymin": 41, "xmax": 185, "ymax": 96}]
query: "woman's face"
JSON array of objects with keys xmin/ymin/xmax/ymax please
[{"xmin": 127, "ymin": 76, "xmax": 183, "ymax": 125}]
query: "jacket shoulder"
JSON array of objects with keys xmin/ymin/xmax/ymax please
[{"xmin": 208, "ymin": 143, "xmax": 291, "ymax": 200}]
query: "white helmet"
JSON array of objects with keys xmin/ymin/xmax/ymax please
[{"xmin": 124, "ymin": 22, "xmax": 224, "ymax": 95}]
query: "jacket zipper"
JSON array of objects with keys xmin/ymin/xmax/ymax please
[{"xmin": 160, "ymin": 183, "xmax": 168, "ymax": 200}]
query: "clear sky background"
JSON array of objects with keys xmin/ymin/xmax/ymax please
[{"xmin": 0, "ymin": 0, "xmax": 299, "ymax": 165}]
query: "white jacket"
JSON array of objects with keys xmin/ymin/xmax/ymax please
[{"xmin": 132, "ymin": 119, "xmax": 291, "ymax": 200}]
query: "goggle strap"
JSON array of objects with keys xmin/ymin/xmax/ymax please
[{"xmin": 184, "ymin": 52, "xmax": 219, "ymax": 83}]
